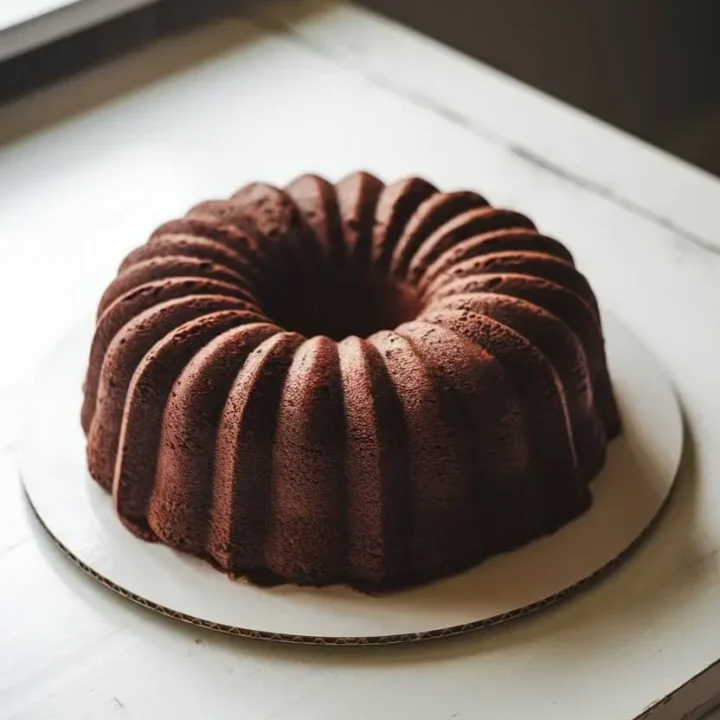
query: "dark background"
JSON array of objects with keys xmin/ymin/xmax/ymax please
[
  {"xmin": 362, "ymin": 0, "xmax": 720, "ymax": 176},
  {"xmin": 2, "ymin": 0, "xmax": 719, "ymax": 176}
]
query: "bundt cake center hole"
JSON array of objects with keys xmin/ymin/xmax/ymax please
[{"xmin": 266, "ymin": 268, "xmax": 422, "ymax": 340}]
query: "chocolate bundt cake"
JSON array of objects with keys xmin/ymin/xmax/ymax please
[{"xmin": 82, "ymin": 172, "xmax": 621, "ymax": 592}]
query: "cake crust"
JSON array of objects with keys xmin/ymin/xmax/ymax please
[{"xmin": 83, "ymin": 173, "xmax": 621, "ymax": 592}]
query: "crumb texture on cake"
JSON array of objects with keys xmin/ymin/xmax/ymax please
[{"xmin": 82, "ymin": 172, "xmax": 621, "ymax": 591}]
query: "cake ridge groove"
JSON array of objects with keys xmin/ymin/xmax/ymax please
[
  {"xmin": 336, "ymin": 170, "xmax": 384, "ymax": 264},
  {"xmin": 417, "ymin": 227, "xmax": 574, "ymax": 291},
  {"xmin": 433, "ymin": 292, "xmax": 604, "ymax": 481},
  {"xmin": 407, "ymin": 207, "xmax": 538, "ymax": 284},
  {"xmin": 391, "ymin": 190, "xmax": 490, "ymax": 279},
  {"xmin": 114, "ymin": 308, "xmax": 262, "ymax": 537},
  {"xmin": 87, "ymin": 295, "xmax": 250, "ymax": 487},
  {"xmin": 210, "ymin": 331, "xmax": 304, "ymax": 580},
  {"xmin": 371, "ymin": 177, "xmax": 438, "ymax": 271}
]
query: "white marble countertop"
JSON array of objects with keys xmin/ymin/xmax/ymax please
[{"xmin": 2, "ymin": 1, "xmax": 720, "ymax": 718}]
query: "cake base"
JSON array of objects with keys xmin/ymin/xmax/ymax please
[{"xmin": 20, "ymin": 313, "xmax": 682, "ymax": 645}]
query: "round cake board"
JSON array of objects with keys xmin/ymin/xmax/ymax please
[{"xmin": 20, "ymin": 313, "xmax": 682, "ymax": 645}]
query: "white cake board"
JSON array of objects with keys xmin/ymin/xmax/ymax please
[{"xmin": 20, "ymin": 313, "xmax": 682, "ymax": 645}]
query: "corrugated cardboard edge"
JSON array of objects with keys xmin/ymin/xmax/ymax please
[
  {"xmin": 636, "ymin": 659, "xmax": 720, "ymax": 719},
  {"xmin": 24, "ymin": 461, "xmax": 679, "ymax": 648}
]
